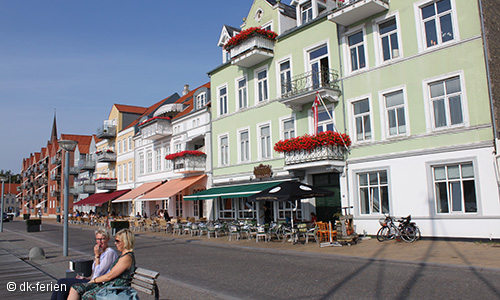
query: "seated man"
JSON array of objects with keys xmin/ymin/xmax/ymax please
[{"xmin": 51, "ymin": 228, "xmax": 118, "ymax": 300}]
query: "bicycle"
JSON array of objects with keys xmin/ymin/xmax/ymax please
[{"xmin": 376, "ymin": 215, "xmax": 420, "ymax": 243}]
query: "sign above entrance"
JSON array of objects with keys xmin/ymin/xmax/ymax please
[{"xmin": 253, "ymin": 164, "xmax": 273, "ymax": 179}]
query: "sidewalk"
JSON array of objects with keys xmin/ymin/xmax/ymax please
[{"xmin": 2, "ymin": 218, "xmax": 500, "ymax": 300}]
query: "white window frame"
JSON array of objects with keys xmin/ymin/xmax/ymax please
[
  {"xmin": 164, "ymin": 145, "xmax": 172, "ymax": 170},
  {"xmin": 218, "ymin": 133, "xmax": 230, "ymax": 166},
  {"xmin": 305, "ymin": 41, "xmax": 330, "ymax": 88},
  {"xmin": 378, "ymin": 85, "xmax": 410, "ymax": 140},
  {"xmin": 414, "ymin": 0, "xmax": 460, "ymax": 53},
  {"xmin": 348, "ymin": 94, "xmax": 374, "ymax": 144},
  {"xmin": 422, "ymin": 71, "xmax": 469, "ymax": 132},
  {"xmin": 218, "ymin": 84, "xmax": 228, "ymax": 116},
  {"xmin": 254, "ymin": 67, "xmax": 269, "ymax": 104},
  {"xmin": 139, "ymin": 153, "xmax": 145, "ymax": 175},
  {"xmin": 276, "ymin": 56, "xmax": 293, "ymax": 97},
  {"xmin": 356, "ymin": 169, "xmax": 391, "ymax": 216},
  {"xmin": 342, "ymin": 26, "xmax": 368, "ymax": 75},
  {"xmin": 196, "ymin": 92, "xmax": 207, "ymax": 110},
  {"xmin": 235, "ymin": 75, "xmax": 248, "ymax": 110},
  {"xmin": 300, "ymin": 1, "xmax": 313, "ymax": 25},
  {"xmin": 309, "ymin": 104, "xmax": 336, "ymax": 134},
  {"xmin": 372, "ymin": 12, "xmax": 403, "ymax": 66},
  {"xmin": 257, "ymin": 122, "xmax": 272, "ymax": 160},
  {"xmin": 123, "ymin": 163, "xmax": 127, "ymax": 183},
  {"xmin": 155, "ymin": 148, "xmax": 162, "ymax": 172},
  {"xmin": 146, "ymin": 150, "xmax": 153, "ymax": 174},
  {"xmin": 279, "ymin": 115, "xmax": 296, "ymax": 140},
  {"xmin": 237, "ymin": 127, "xmax": 251, "ymax": 163},
  {"xmin": 117, "ymin": 165, "xmax": 122, "ymax": 183},
  {"xmin": 128, "ymin": 161, "xmax": 133, "ymax": 181}
]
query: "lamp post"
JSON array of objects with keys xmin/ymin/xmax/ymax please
[
  {"xmin": 0, "ymin": 176, "xmax": 7, "ymax": 232},
  {"xmin": 58, "ymin": 140, "xmax": 78, "ymax": 256}
]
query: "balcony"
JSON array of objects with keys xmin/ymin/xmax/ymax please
[
  {"xmin": 96, "ymin": 123, "xmax": 117, "ymax": 139},
  {"xmin": 283, "ymin": 145, "xmax": 347, "ymax": 170},
  {"xmin": 75, "ymin": 184, "xmax": 96, "ymax": 194},
  {"xmin": 69, "ymin": 166, "xmax": 79, "ymax": 175},
  {"xmin": 51, "ymin": 156, "xmax": 62, "ymax": 166},
  {"xmin": 173, "ymin": 155, "xmax": 206, "ymax": 173},
  {"xmin": 139, "ymin": 117, "xmax": 173, "ymax": 140},
  {"xmin": 95, "ymin": 178, "xmax": 117, "ymax": 191},
  {"xmin": 96, "ymin": 151, "xmax": 116, "ymax": 163},
  {"xmin": 279, "ymin": 68, "xmax": 341, "ymax": 111},
  {"xmin": 50, "ymin": 190, "xmax": 60, "ymax": 198},
  {"xmin": 50, "ymin": 173, "xmax": 61, "ymax": 181},
  {"xmin": 78, "ymin": 158, "xmax": 96, "ymax": 170},
  {"xmin": 229, "ymin": 35, "xmax": 275, "ymax": 68},
  {"xmin": 328, "ymin": 0, "xmax": 389, "ymax": 26}
]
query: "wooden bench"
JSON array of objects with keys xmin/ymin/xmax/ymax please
[{"xmin": 131, "ymin": 267, "xmax": 160, "ymax": 300}]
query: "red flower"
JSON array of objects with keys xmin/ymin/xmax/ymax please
[
  {"xmin": 274, "ymin": 131, "xmax": 351, "ymax": 153},
  {"xmin": 95, "ymin": 177, "xmax": 117, "ymax": 181},
  {"xmin": 165, "ymin": 150, "xmax": 206, "ymax": 161},
  {"xmin": 223, "ymin": 27, "xmax": 278, "ymax": 51}
]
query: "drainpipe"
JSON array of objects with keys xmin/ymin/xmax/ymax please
[
  {"xmin": 478, "ymin": 0, "xmax": 500, "ymax": 191},
  {"xmin": 336, "ymin": 23, "xmax": 351, "ymax": 214}
]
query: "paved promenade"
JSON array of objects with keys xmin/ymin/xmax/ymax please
[{"xmin": 1, "ymin": 218, "xmax": 499, "ymax": 299}]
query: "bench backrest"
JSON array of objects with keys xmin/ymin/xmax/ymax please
[{"xmin": 131, "ymin": 267, "xmax": 160, "ymax": 300}]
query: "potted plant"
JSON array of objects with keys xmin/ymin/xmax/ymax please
[{"xmin": 26, "ymin": 218, "xmax": 42, "ymax": 232}]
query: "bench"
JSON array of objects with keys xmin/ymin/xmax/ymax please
[{"xmin": 131, "ymin": 267, "xmax": 160, "ymax": 300}]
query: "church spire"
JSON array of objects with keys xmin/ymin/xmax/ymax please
[{"xmin": 50, "ymin": 109, "xmax": 58, "ymax": 143}]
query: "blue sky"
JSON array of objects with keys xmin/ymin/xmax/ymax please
[{"xmin": 0, "ymin": 0, "xmax": 255, "ymax": 173}]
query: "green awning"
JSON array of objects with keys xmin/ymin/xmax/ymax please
[{"xmin": 183, "ymin": 181, "xmax": 283, "ymax": 201}]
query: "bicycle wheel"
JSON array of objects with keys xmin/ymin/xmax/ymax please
[
  {"xmin": 401, "ymin": 225, "xmax": 417, "ymax": 243},
  {"xmin": 376, "ymin": 227, "xmax": 390, "ymax": 242}
]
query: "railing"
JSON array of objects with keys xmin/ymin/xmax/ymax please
[
  {"xmin": 78, "ymin": 159, "xmax": 96, "ymax": 170},
  {"xmin": 280, "ymin": 68, "xmax": 340, "ymax": 99},
  {"xmin": 284, "ymin": 145, "xmax": 345, "ymax": 165},
  {"xmin": 96, "ymin": 151, "xmax": 116, "ymax": 163},
  {"xmin": 229, "ymin": 35, "xmax": 275, "ymax": 59},
  {"xmin": 173, "ymin": 155, "xmax": 206, "ymax": 173},
  {"xmin": 96, "ymin": 124, "xmax": 117, "ymax": 139},
  {"xmin": 96, "ymin": 179, "xmax": 117, "ymax": 190},
  {"xmin": 75, "ymin": 184, "xmax": 96, "ymax": 194},
  {"xmin": 50, "ymin": 190, "xmax": 60, "ymax": 197},
  {"xmin": 51, "ymin": 156, "xmax": 62, "ymax": 166},
  {"xmin": 337, "ymin": 0, "xmax": 389, "ymax": 7},
  {"xmin": 140, "ymin": 118, "xmax": 172, "ymax": 140},
  {"xmin": 50, "ymin": 173, "xmax": 61, "ymax": 181},
  {"xmin": 69, "ymin": 166, "xmax": 79, "ymax": 175}
]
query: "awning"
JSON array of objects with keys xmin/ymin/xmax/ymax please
[
  {"xmin": 183, "ymin": 181, "xmax": 283, "ymax": 201},
  {"xmin": 112, "ymin": 181, "xmax": 163, "ymax": 203},
  {"xmin": 75, "ymin": 189, "xmax": 131, "ymax": 207},
  {"xmin": 140, "ymin": 175, "xmax": 206, "ymax": 202},
  {"xmin": 36, "ymin": 200, "xmax": 47, "ymax": 208}
]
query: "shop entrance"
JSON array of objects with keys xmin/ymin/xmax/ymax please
[{"xmin": 313, "ymin": 173, "xmax": 341, "ymax": 223}]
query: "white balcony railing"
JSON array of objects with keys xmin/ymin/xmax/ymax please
[
  {"xmin": 140, "ymin": 118, "xmax": 172, "ymax": 140},
  {"xmin": 96, "ymin": 179, "xmax": 117, "ymax": 191},
  {"xmin": 173, "ymin": 155, "xmax": 206, "ymax": 173},
  {"xmin": 329, "ymin": 0, "xmax": 390, "ymax": 26},
  {"xmin": 229, "ymin": 35, "xmax": 275, "ymax": 68},
  {"xmin": 96, "ymin": 151, "xmax": 116, "ymax": 163},
  {"xmin": 284, "ymin": 145, "xmax": 345, "ymax": 166}
]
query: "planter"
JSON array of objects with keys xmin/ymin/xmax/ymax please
[
  {"xmin": 110, "ymin": 220, "xmax": 130, "ymax": 235},
  {"xmin": 26, "ymin": 219, "xmax": 41, "ymax": 232}
]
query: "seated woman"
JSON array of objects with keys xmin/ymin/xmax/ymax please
[
  {"xmin": 51, "ymin": 228, "xmax": 118, "ymax": 300},
  {"xmin": 68, "ymin": 229, "xmax": 136, "ymax": 300}
]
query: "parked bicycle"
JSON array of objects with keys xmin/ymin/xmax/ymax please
[{"xmin": 376, "ymin": 215, "xmax": 420, "ymax": 243}]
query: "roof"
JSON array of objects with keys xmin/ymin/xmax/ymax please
[
  {"xmin": 112, "ymin": 181, "xmax": 163, "ymax": 203},
  {"xmin": 75, "ymin": 189, "xmax": 131, "ymax": 207},
  {"xmin": 114, "ymin": 104, "xmax": 148, "ymax": 115},
  {"xmin": 171, "ymin": 82, "xmax": 210, "ymax": 120},
  {"xmin": 140, "ymin": 175, "xmax": 206, "ymax": 201},
  {"xmin": 2, "ymin": 183, "xmax": 21, "ymax": 195},
  {"xmin": 122, "ymin": 93, "xmax": 181, "ymax": 131}
]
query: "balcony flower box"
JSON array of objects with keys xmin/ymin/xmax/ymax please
[
  {"xmin": 164, "ymin": 150, "xmax": 206, "ymax": 161},
  {"xmin": 223, "ymin": 27, "xmax": 278, "ymax": 51},
  {"xmin": 138, "ymin": 116, "xmax": 170, "ymax": 127}
]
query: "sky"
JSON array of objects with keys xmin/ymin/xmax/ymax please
[{"xmin": 0, "ymin": 0, "xmax": 257, "ymax": 173}]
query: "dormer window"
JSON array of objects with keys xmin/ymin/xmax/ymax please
[
  {"xmin": 301, "ymin": 2, "xmax": 313, "ymax": 24},
  {"xmin": 196, "ymin": 92, "xmax": 207, "ymax": 109}
]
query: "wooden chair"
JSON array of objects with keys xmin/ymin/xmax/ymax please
[{"xmin": 316, "ymin": 222, "xmax": 328, "ymax": 242}]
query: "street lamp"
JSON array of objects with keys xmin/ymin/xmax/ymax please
[
  {"xmin": 0, "ymin": 176, "xmax": 7, "ymax": 233},
  {"xmin": 58, "ymin": 139, "xmax": 78, "ymax": 256}
]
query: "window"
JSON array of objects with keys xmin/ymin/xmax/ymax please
[
  {"xmin": 139, "ymin": 153, "xmax": 145, "ymax": 175},
  {"xmin": 421, "ymin": 0, "xmax": 455, "ymax": 48},
  {"xmin": 429, "ymin": 76, "xmax": 463, "ymax": 129},
  {"xmin": 283, "ymin": 119, "xmax": 295, "ymax": 139},
  {"xmin": 384, "ymin": 90, "xmax": 406, "ymax": 136},
  {"xmin": 433, "ymin": 163, "xmax": 477, "ymax": 213},
  {"xmin": 174, "ymin": 143, "xmax": 182, "ymax": 153},
  {"xmin": 278, "ymin": 200, "xmax": 302, "ymax": 220},
  {"xmin": 280, "ymin": 60, "xmax": 292, "ymax": 95},
  {"xmin": 218, "ymin": 198, "xmax": 235, "ymax": 219},
  {"xmin": 118, "ymin": 165, "xmax": 122, "ymax": 183},
  {"xmin": 238, "ymin": 198, "xmax": 256, "ymax": 219},
  {"xmin": 118, "ymin": 140, "xmax": 122, "ymax": 154},
  {"xmin": 239, "ymin": 130, "xmax": 250, "ymax": 162},
  {"xmin": 353, "ymin": 99, "xmax": 372, "ymax": 141},
  {"xmin": 128, "ymin": 162, "xmax": 132, "ymax": 181},
  {"xmin": 358, "ymin": 170, "xmax": 389, "ymax": 215},
  {"xmin": 309, "ymin": 45, "xmax": 329, "ymax": 89},
  {"xmin": 379, "ymin": 18, "xmax": 399, "ymax": 61},
  {"xmin": 260, "ymin": 125, "xmax": 271, "ymax": 159},
  {"xmin": 146, "ymin": 151, "xmax": 152, "ymax": 173},
  {"xmin": 317, "ymin": 110, "xmax": 334, "ymax": 133},
  {"xmin": 196, "ymin": 92, "xmax": 207, "ymax": 109},
  {"xmin": 165, "ymin": 146, "xmax": 172, "ymax": 170},
  {"xmin": 193, "ymin": 200, "xmax": 199, "ymax": 217},
  {"xmin": 175, "ymin": 194, "xmax": 183, "ymax": 217},
  {"xmin": 237, "ymin": 78, "xmax": 247, "ymax": 109},
  {"xmin": 257, "ymin": 69, "xmax": 268, "ymax": 102},
  {"xmin": 219, "ymin": 86, "xmax": 228, "ymax": 115},
  {"xmin": 128, "ymin": 137, "xmax": 132, "ymax": 151},
  {"xmin": 155, "ymin": 149, "xmax": 162, "ymax": 172},
  {"xmin": 123, "ymin": 139, "xmax": 127, "ymax": 152},
  {"xmin": 348, "ymin": 31, "xmax": 366, "ymax": 72},
  {"xmin": 301, "ymin": 1, "xmax": 313, "ymax": 24},
  {"xmin": 123, "ymin": 163, "xmax": 127, "ymax": 183},
  {"xmin": 220, "ymin": 136, "xmax": 229, "ymax": 165}
]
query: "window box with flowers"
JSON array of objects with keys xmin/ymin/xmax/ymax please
[
  {"xmin": 274, "ymin": 131, "xmax": 351, "ymax": 166},
  {"xmin": 165, "ymin": 151, "xmax": 207, "ymax": 173},
  {"xmin": 224, "ymin": 27, "xmax": 278, "ymax": 68},
  {"xmin": 139, "ymin": 116, "xmax": 172, "ymax": 140}
]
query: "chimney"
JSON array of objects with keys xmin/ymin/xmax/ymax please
[{"xmin": 182, "ymin": 84, "xmax": 190, "ymax": 96}]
